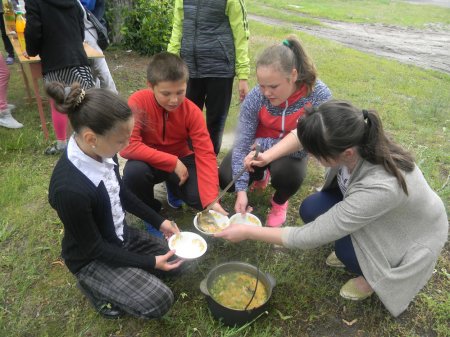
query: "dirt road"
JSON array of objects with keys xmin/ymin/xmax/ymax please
[
  {"xmin": 249, "ymin": 12, "xmax": 450, "ymax": 73},
  {"xmin": 407, "ymin": 0, "xmax": 450, "ymax": 8}
]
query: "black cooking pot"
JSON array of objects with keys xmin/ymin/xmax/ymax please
[{"xmin": 199, "ymin": 261, "xmax": 276, "ymax": 326}]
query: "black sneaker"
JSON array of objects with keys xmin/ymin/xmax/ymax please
[
  {"xmin": 96, "ymin": 303, "xmax": 125, "ymax": 320},
  {"xmin": 76, "ymin": 281, "xmax": 124, "ymax": 319}
]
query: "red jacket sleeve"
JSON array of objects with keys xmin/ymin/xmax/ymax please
[
  {"xmin": 185, "ymin": 103, "xmax": 219, "ymax": 208},
  {"xmin": 120, "ymin": 92, "xmax": 178, "ymax": 172}
]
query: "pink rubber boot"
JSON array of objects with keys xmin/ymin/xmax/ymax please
[{"xmin": 266, "ymin": 197, "xmax": 288, "ymax": 227}]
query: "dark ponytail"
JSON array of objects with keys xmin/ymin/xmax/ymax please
[
  {"xmin": 257, "ymin": 34, "xmax": 317, "ymax": 95},
  {"xmin": 359, "ymin": 109, "xmax": 415, "ymax": 194},
  {"xmin": 45, "ymin": 82, "xmax": 132, "ymax": 135},
  {"xmin": 298, "ymin": 100, "xmax": 415, "ymax": 194}
]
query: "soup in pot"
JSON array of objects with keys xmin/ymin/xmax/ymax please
[{"xmin": 210, "ymin": 271, "xmax": 268, "ymax": 310}]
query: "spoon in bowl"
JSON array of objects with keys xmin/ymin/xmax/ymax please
[{"xmin": 197, "ymin": 144, "xmax": 261, "ymax": 231}]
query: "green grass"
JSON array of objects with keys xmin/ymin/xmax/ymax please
[
  {"xmin": 1, "ymin": 4, "xmax": 449, "ymax": 337},
  {"xmin": 248, "ymin": 0, "xmax": 450, "ymax": 28},
  {"xmin": 246, "ymin": 1, "xmax": 323, "ymax": 27}
]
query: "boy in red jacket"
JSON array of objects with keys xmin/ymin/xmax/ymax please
[{"xmin": 120, "ymin": 52, "xmax": 227, "ymax": 219}]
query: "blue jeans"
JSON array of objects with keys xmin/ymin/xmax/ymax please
[
  {"xmin": 144, "ymin": 221, "xmax": 164, "ymax": 239},
  {"xmin": 299, "ymin": 188, "xmax": 362, "ymax": 275}
]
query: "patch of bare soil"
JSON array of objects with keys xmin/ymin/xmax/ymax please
[{"xmin": 249, "ymin": 12, "xmax": 450, "ymax": 73}]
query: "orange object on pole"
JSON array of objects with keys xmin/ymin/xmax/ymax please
[{"xmin": 15, "ymin": 10, "xmax": 26, "ymax": 51}]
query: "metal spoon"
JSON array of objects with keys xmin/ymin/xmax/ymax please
[{"xmin": 197, "ymin": 144, "xmax": 261, "ymax": 232}]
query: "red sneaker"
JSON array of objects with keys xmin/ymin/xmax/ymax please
[{"xmin": 250, "ymin": 170, "xmax": 270, "ymax": 192}]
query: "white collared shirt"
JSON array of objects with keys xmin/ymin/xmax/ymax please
[
  {"xmin": 67, "ymin": 136, "xmax": 125, "ymax": 241},
  {"xmin": 337, "ymin": 165, "xmax": 351, "ymax": 195}
]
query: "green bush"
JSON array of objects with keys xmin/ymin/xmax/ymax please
[{"xmin": 121, "ymin": 0, "xmax": 174, "ymax": 55}]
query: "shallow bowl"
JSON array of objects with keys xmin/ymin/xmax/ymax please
[
  {"xmin": 168, "ymin": 231, "xmax": 207, "ymax": 259},
  {"xmin": 228, "ymin": 213, "xmax": 262, "ymax": 227},
  {"xmin": 193, "ymin": 210, "xmax": 229, "ymax": 235}
]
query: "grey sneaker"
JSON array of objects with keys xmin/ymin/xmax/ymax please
[
  {"xmin": 0, "ymin": 109, "xmax": 23, "ymax": 129},
  {"xmin": 44, "ymin": 143, "xmax": 66, "ymax": 155},
  {"xmin": 5, "ymin": 56, "xmax": 14, "ymax": 65}
]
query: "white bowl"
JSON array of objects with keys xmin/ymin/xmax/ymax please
[
  {"xmin": 168, "ymin": 231, "xmax": 207, "ymax": 260},
  {"xmin": 193, "ymin": 210, "xmax": 229, "ymax": 235},
  {"xmin": 228, "ymin": 213, "xmax": 262, "ymax": 227}
]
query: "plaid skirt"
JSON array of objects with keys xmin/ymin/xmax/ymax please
[
  {"xmin": 75, "ymin": 226, "xmax": 178, "ymax": 318},
  {"xmin": 43, "ymin": 65, "xmax": 95, "ymax": 89}
]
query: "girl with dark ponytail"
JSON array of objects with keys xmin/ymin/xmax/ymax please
[
  {"xmin": 216, "ymin": 99, "xmax": 448, "ymax": 318},
  {"xmin": 297, "ymin": 100, "xmax": 415, "ymax": 194},
  {"xmin": 219, "ymin": 34, "xmax": 331, "ymax": 227},
  {"xmin": 47, "ymin": 82, "xmax": 184, "ymax": 319}
]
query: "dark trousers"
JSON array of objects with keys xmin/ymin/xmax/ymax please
[
  {"xmin": 218, "ymin": 150, "xmax": 308, "ymax": 204},
  {"xmin": 123, "ymin": 154, "xmax": 203, "ymax": 211},
  {"xmin": 0, "ymin": 15, "xmax": 14, "ymax": 57},
  {"xmin": 299, "ymin": 188, "xmax": 362, "ymax": 275},
  {"xmin": 186, "ymin": 77, "xmax": 234, "ymax": 155}
]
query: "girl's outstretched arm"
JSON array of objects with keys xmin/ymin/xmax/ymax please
[{"xmin": 214, "ymin": 223, "xmax": 284, "ymax": 246}]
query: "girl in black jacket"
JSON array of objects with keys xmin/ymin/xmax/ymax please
[
  {"xmin": 25, "ymin": 0, "xmax": 94, "ymax": 154},
  {"xmin": 47, "ymin": 82, "xmax": 183, "ymax": 319}
]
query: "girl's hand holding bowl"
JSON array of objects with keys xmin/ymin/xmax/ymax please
[
  {"xmin": 159, "ymin": 220, "xmax": 180, "ymax": 239},
  {"xmin": 235, "ymin": 191, "xmax": 252, "ymax": 214},
  {"xmin": 210, "ymin": 202, "xmax": 229, "ymax": 216},
  {"xmin": 155, "ymin": 250, "xmax": 184, "ymax": 271}
]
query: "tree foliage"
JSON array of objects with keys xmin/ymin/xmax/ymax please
[{"xmin": 121, "ymin": 0, "xmax": 174, "ymax": 55}]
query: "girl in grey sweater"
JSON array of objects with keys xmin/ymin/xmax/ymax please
[{"xmin": 215, "ymin": 100, "xmax": 448, "ymax": 317}]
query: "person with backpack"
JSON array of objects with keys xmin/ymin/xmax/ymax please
[{"xmin": 79, "ymin": 0, "xmax": 117, "ymax": 93}]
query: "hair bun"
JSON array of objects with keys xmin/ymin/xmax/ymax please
[
  {"xmin": 74, "ymin": 89, "xmax": 86, "ymax": 107},
  {"xmin": 45, "ymin": 82, "xmax": 83, "ymax": 114}
]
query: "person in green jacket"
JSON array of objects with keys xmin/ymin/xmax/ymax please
[{"xmin": 168, "ymin": 0, "xmax": 250, "ymax": 156}]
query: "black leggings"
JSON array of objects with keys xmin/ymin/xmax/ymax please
[
  {"xmin": 0, "ymin": 15, "xmax": 14, "ymax": 57},
  {"xmin": 218, "ymin": 150, "xmax": 307, "ymax": 204},
  {"xmin": 123, "ymin": 154, "xmax": 203, "ymax": 211},
  {"xmin": 187, "ymin": 77, "xmax": 234, "ymax": 155}
]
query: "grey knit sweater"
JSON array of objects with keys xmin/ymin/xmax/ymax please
[{"xmin": 281, "ymin": 159, "xmax": 448, "ymax": 316}]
